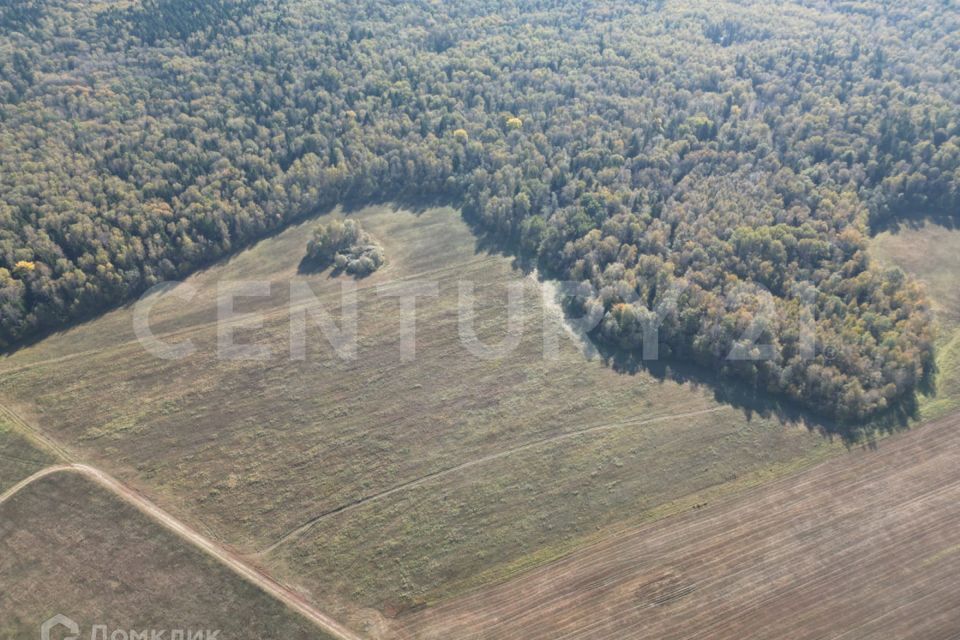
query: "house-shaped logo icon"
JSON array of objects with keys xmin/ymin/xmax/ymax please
[{"xmin": 40, "ymin": 614, "xmax": 79, "ymax": 640}]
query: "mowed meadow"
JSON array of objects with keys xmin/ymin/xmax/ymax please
[{"xmin": 0, "ymin": 206, "xmax": 837, "ymax": 632}]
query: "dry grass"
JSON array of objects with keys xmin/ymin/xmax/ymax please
[
  {"xmin": 0, "ymin": 471, "xmax": 328, "ymax": 640},
  {"xmin": 0, "ymin": 205, "xmax": 836, "ymax": 632},
  {"xmin": 0, "ymin": 417, "xmax": 57, "ymax": 494}
]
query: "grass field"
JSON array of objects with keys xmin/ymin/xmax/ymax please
[
  {"xmin": 0, "ymin": 471, "xmax": 328, "ymax": 640},
  {"xmin": 0, "ymin": 205, "xmax": 839, "ymax": 633},
  {"xmin": 394, "ymin": 410, "xmax": 960, "ymax": 640},
  {"xmin": 0, "ymin": 416, "xmax": 57, "ymax": 494}
]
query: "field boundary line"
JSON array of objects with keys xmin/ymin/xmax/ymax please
[{"xmin": 0, "ymin": 403, "xmax": 75, "ymax": 462}]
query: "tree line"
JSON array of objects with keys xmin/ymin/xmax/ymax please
[{"xmin": 1, "ymin": 0, "xmax": 955, "ymax": 419}]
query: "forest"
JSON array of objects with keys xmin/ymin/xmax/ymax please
[{"xmin": 0, "ymin": 0, "xmax": 957, "ymax": 419}]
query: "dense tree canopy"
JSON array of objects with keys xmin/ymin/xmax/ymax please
[
  {"xmin": 305, "ymin": 219, "xmax": 384, "ymax": 276},
  {"xmin": 1, "ymin": 0, "xmax": 956, "ymax": 419}
]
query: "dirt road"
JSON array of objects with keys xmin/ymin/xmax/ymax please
[
  {"xmin": 0, "ymin": 464, "xmax": 73, "ymax": 506},
  {"xmin": 0, "ymin": 462, "xmax": 365, "ymax": 640}
]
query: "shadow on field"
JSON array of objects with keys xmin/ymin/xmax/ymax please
[
  {"xmin": 295, "ymin": 255, "xmax": 377, "ymax": 279},
  {"xmin": 870, "ymin": 209, "xmax": 959, "ymax": 235},
  {"xmin": 452, "ymin": 201, "xmax": 930, "ymax": 446},
  {"xmin": 2, "ymin": 193, "xmax": 933, "ymax": 450},
  {"xmin": 591, "ymin": 341, "xmax": 924, "ymax": 445}
]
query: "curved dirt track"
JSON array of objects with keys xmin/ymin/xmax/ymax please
[
  {"xmin": 394, "ymin": 412, "xmax": 960, "ymax": 640},
  {"xmin": 262, "ymin": 406, "xmax": 727, "ymax": 555},
  {"xmin": 0, "ymin": 464, "xmax": 74, "ymax": 506},
  {"xmin": 0, "ymin": 463, "xmax": 364, "ymax": 640}
]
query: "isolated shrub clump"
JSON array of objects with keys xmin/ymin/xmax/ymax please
[{"xmin": 306, "ymin": 219, "xmax": 384, "ymax": 276}]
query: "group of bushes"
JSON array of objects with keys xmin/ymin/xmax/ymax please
[{"xmin": 305, "ymin": 219, "xmax": 384, "ymax": 276}]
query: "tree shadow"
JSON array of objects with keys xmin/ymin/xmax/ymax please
[
  {"xmin": 0, "ymin": 193, "xmax": 938, "ymax": 448},
  {"xmin": 295, "ymin": 254, "xmax": 378, "ymax": 279},
  {"xmin": 451, "ymin": 213, "xmax": 929, "ymax": 446},
  {"xmin": 0, "ymin": 199, "xmax": 348, "ymax": 358},
  {"xmin": 588, "ymin": 338, "xmax": 922, "ymax": 446},
  {"xmin": 870, "ymin": 208, "xmax": 959, "ymax": 235},
  {"xmin": 2, "ymin": 193, "xmax": 458, "ymax": 357},
  {"xmin": 339, "ymin": 191, "xmax": 462, "ymax": 217},
  {"xmin": 296, "ymin": 254, "xmax": 333, "ymax": 276}
]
